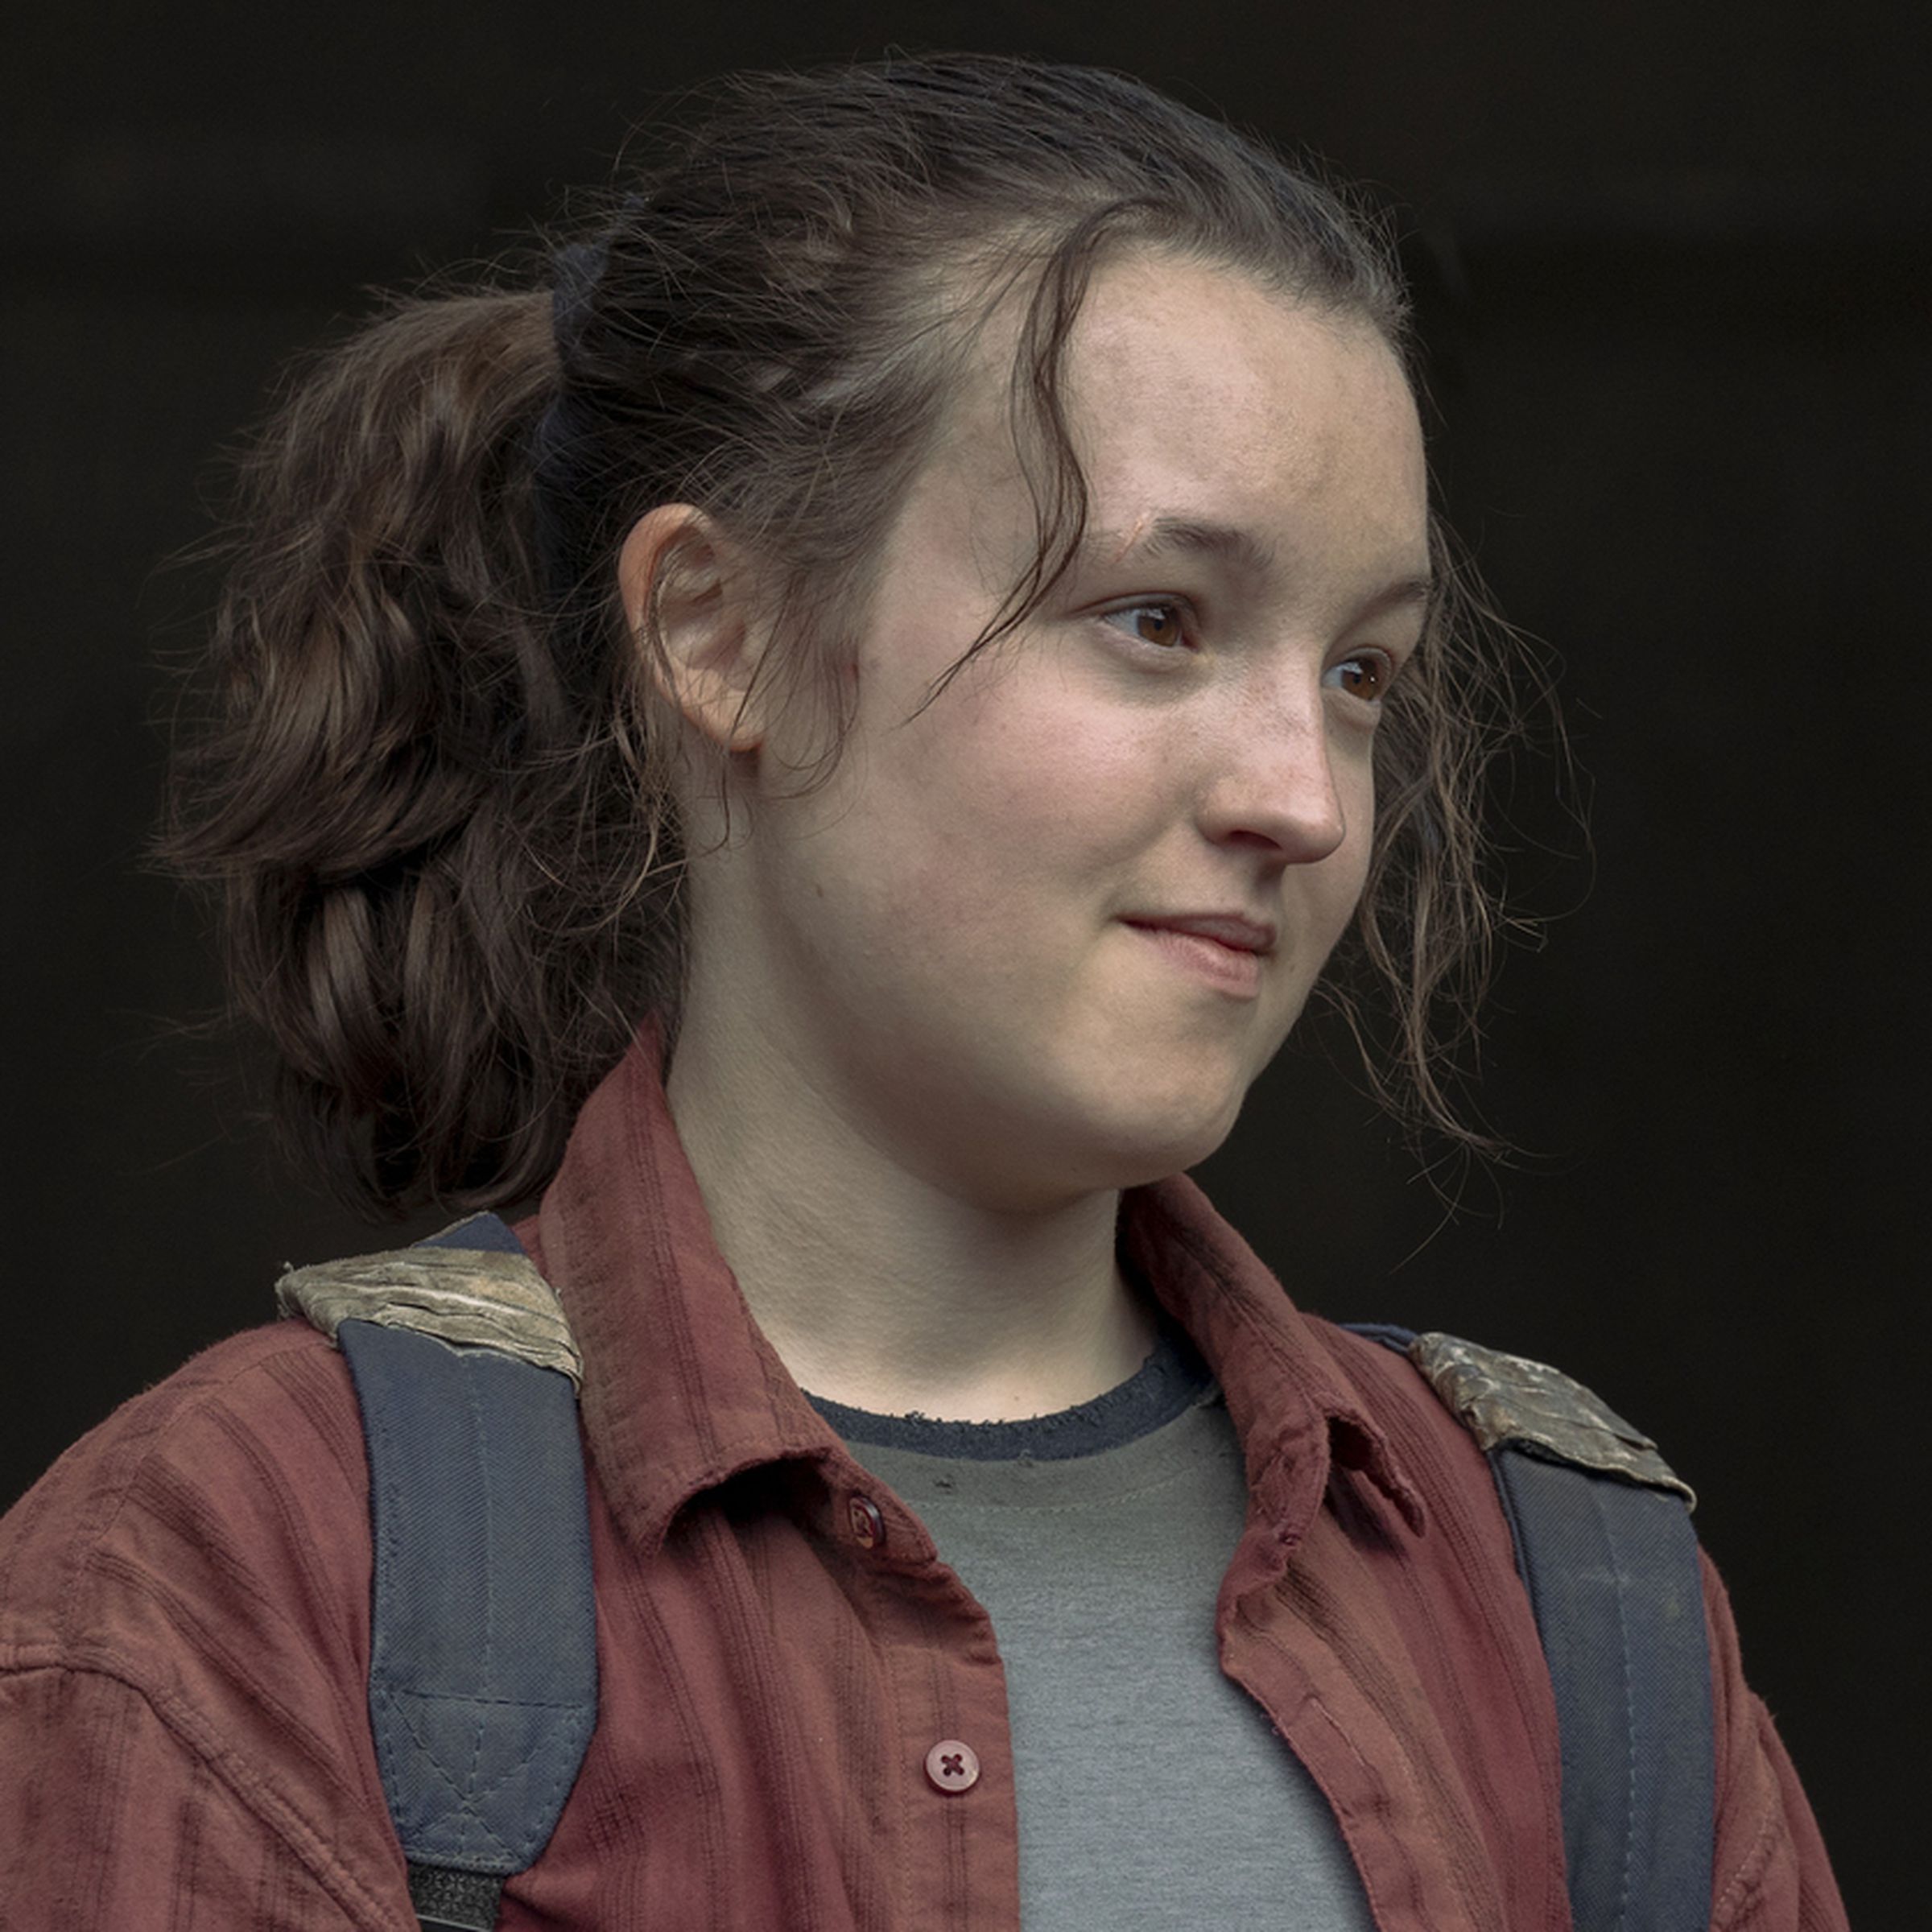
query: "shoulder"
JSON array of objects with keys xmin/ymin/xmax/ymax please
[
  {"xmin": 1311, "ymin": 1318, "xmax": 1849, "ymax": 1930},
  {"xmin": 0, "ymin": 1321, "xmax": 413, "ymax": 1922},
  {"xmin": 1310, "ymin": 1316, "xmax": 1703, "ymax": 1517},
  {"xmin": 0, "ymin": 1318, "xmax": 372, "ymax": 1696}
]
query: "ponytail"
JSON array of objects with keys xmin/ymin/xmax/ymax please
[{"xmin": 163, "ymin": 289, "xmax": 678, "ymax": 1213}]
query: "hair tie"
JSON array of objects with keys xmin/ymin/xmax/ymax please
[{"xmin": 549, "ymin": 237, "xmax": 610, "ymax": 362}]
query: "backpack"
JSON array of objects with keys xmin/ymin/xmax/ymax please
[{"xmin": 279, "ymin": 1216, "xmax": 1715, "ymax": 1932}]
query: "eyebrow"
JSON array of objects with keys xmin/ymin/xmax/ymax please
[
  {"xmin": 1352, "ymin": 572, "xmax": 1438, "ymax": 624},
  {"xmin": 1082, "ymin": 515, "xmax": 1435, "ymax": 619},
  {"xmin": 1086, "ymin": 515, "xmax": 1279, "ymax": 578}
]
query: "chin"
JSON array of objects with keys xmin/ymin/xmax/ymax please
[
  {"xmin": 952, "ymin": 1031, "xmax": 1266, "ymax": 1204},
  {"xmin": 1071, "ymin": 1082, "xmax": 1249, "ymax": 1192}
]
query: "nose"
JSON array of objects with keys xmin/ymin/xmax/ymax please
[{"xmin": 1195, "ymin": 683, "xmax": 1353, "ymax": 865}]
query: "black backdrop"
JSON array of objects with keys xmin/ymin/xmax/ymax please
[{"xmin": 3, "ymin": 2, "xmax": 1923, "ymax": 1921}]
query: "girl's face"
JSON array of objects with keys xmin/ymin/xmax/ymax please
[{"xmin": 705, "ymin": 252, "xmax": 1431, "ymax": 1210}]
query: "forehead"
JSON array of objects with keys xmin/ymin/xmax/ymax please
[{"xmin": 932, "ymin": 250, "xmax": 1429, "ymax": 592}]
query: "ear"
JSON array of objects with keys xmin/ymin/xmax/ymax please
[{"xmin": 617, "ymin": 505, "xmax": 768, "ymax": 753}]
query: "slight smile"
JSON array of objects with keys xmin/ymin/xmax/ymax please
[{"xmin": 1120, "ymin": 914, "xmax": 1275, "ymax": 997}]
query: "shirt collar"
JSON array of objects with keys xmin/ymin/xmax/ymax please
[
  {"xmin": 1121, "ymin": 1177, "xmax": 1425, "ymax": 1546},
  {"xmin": 522, "ymin": 1027, "xmax": 1422, "ymax": 1555}
]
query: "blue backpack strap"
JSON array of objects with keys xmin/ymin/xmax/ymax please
[
  {"xmin": 1348, "ymin": 1324, "xmax": 1715, "ymax": 1932},
  {"xmin": 279, "ymin": 1215, "xmax": 598, "ymax": 1932}
]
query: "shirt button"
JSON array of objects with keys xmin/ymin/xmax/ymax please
[
  {"xmin": 848, "ymin": 1495, "xmax": 886, "ymax": 1550},
  {"xmin": 925, "ymin": 1740, "xmax": 980, "ymax": 1794}
]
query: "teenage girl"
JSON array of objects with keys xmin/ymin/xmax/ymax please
[{"xmin": 0, "ymin": 55, "xmax": 1843, "ymax": 1931}]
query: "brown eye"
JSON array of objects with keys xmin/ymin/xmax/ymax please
[
  {"xmin": 1327, "ymin": 652, "xmax": 1393, "ymax": 703},
  {"xmin": 1104, "ymin": 602, "xmax": 1188, "ymax": 650}
]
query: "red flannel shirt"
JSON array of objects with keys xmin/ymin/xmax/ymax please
[{"xmin": 0, "ymin": 1034, "xmax": 1846, "ymax": 1928}]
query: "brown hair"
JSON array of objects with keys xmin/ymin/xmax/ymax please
[{"xmin": 163, "ymin": 53, "xmax": 1524, "ymax": 1214}]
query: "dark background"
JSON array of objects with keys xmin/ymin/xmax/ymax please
[{"xmin": 3, "ymin": 1, "xmax": 1923, "ymax": 1920}]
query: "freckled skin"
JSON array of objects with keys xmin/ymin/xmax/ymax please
[{"xmin": 682, "ymin": 252, "xmax": 1431, "ymax": 1218}]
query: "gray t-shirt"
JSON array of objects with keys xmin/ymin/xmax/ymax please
[{"xmin": 810, "ymin": 1332, "xmax": 1375, "ymax": 1930}]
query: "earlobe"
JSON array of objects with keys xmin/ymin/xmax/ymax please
[{"xmin": 617, "ymin": 506, "xmax": 767, "ymax": 753}]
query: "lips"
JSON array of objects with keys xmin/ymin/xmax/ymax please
[
  {"xmin": 1119, "ymin": 912, "xmax": 1274, "ymax": 998},
  {"xmin": 1120, "ymin": 913, "xmax": 1278, "ymax": 956}
]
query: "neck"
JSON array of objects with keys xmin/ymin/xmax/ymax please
[{"xmin": 664, "ymin": 1007, "xmax": 1157, "ymax": 1422}]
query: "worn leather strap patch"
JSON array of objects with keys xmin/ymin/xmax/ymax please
[
  {"xmin": 1410, "ymin": 1331, "xmax": 1696, "ymax": 1506},
  {"xmin": 275, "ymin": 1214, "xmax": 583, "ymax": 1388}
]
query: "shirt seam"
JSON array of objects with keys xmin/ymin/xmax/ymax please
[
  {"xmin": 0, "ymin": 1642, "xmax": 399, "ymax": 1923},
  {"xmin": 43, "ymin": 1326, "xmax": 344, "ymax": 1641}
]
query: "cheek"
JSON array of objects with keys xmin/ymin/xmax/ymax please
[
  {"xmin": 902, "ymin": 681, "xmax": 1156, "ymax": 861},
  {"xmin": 857, "ymin": 712, "xmax": 1150, "ymax": 993}
]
